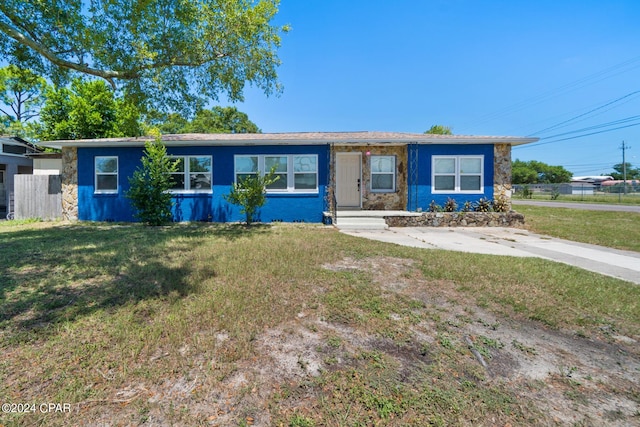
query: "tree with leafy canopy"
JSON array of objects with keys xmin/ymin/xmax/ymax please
[
  {"xmin": 0, "ymin": 65, "xmax": 48, "ymax": 137},
  {"xmin": 0, "ymin": 65, "xmax": 48, "ymax": 122},
  {"xmin": 512, "ymin": 159, "xmax": 572, "ymax": 184},
  {"xmin": 609, "ymin": 163, "xmax": 640, "ymax": 180},
  {"xmin": 0, "ymin": 0, "xmax": 287, "ymax": 113},
  {"xmin": 150, "ymin": 106, "xmax": 261, "ymax": 134},
  {"xmin": 126, "ymin": 135, "xmax": 179, "ymax": 225},
  {"xmin": 424, "ymin": 125, "xmax": 453, "ymax": 135},
  {"xmin": 187, "ymin": 107, "xmax": 260, "ymax": 134},
  {"xmin": 151, "ymin": 112, "xmax": 190, "ymax": 135},
  {"xmin": 37, "ymin": 78, "xmax": 143, "ymax": 140}
]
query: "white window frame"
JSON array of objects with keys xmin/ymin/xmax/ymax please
[
  {"xmin": 169, "ymin": 155, "xmax": 212, "ymax": 193},
  {"xmin": 234, "ymin": 154, "xmax": 318, "ymax": 193},
  {"xmin": 370, "ymin": 155, "xmax": 396, "ymax": 192},
  {"xmin": 432, "ymin": 155, "xmax": 484, "ymax": 194},
  {"xmin": 265, "ymin": 155, "xmax": 289, "ymax": 191},
  {"xmin": 95, "ymin": 156, "xmax": 118, "ymax": 193}
]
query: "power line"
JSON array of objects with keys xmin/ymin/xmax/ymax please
[
  {"xmin": 527, "ymin": 90, "xmax": 640, "ymax": 136},
  {"xmin": 515, "ymin": 119, "xmax": 640, "ymax": 149},
  {"xmin": 463, "ymin": 55, "xmax": 640, "ymax": 128},
  {"xmin": 536, "ymin": 115, "xmax": 640, "ymax": 140}
]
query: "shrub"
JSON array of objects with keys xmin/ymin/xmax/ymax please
[
  {"xmin": 126, "ymin": 136, "xmax": 179, "ymax": 225},
  {"xmin": 474, "ymin": 198, "xmax": 492, "ymax": 212},
  {"xmin": 520, "ymin": 185, "xmax": 532, "ymax": 199},
  {"xmin": 444, "ymin": 197, "xmax": 458, "ymax": 212},
  {"xmin": 429, "ymin": 200, "xmax": 442, "ymax": 212},
  {"xmin": 462, "ymin": 201, "xmax": 473, "ymax": 212},
  {"xmin": 224, "ymin": 167, "xmax": 278, "ymax": 224},
  {"xmin": 492, "ymin": 196, "xmax": 510, "ymax": 212}
]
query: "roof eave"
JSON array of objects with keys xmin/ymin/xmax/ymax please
[{"xmin": 40, "ymin": 133, "xmax": 539, "ymax": 149}]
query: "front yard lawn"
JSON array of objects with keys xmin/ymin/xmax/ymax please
[{"xmin": 1, "ymin": 221, "xmax": 638, "ymax": 426}]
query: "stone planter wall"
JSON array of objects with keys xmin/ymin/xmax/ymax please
[{"xmin": 384, "ymin": 211, "xmax": 525, "ymax": 228}]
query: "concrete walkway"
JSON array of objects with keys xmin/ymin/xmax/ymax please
[{"xmin": 341, "ymin": 227, "xmax": 640, "ymax": 285}]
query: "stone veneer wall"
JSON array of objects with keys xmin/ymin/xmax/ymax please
[
  {"xmin": 61, "ymin": 147, "xmax": 78, "ymax": 220},
  {"xmin": 332, "ymin": 145, "xmax": 407, "ymax": 210},
  {"xmin": 493, "ymin": 143, "xmax": 512, "ymax": 209},
  {"xmin": 385, "ymin": 211, "xmax": 525, "ymax": 228}
]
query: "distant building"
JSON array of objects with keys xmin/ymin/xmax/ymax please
[
  {"xmin": 572, "ymin": 176, "xmax": 614, "ymax": 183},
  {"xmin": 0, "ymin": 136, "xmax": 40, "ymax": 217},
  {"xmin": 559, "ymin": 182, "xmax": 595, "ymax": 195}
]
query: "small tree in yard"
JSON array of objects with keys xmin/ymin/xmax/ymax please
[
  {"xmin": 126, "ymin": 137, "xmax": 178, "ymax": 225},
  {"xmin": 225, "ymin": 168, "xmax": 278, "ymax": 225}
]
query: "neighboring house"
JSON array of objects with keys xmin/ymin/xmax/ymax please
[
  {"xmin": 29, "ymin": 152, "xmax": 63, "ymax": 175},
  {"xmin": 0, "ymin": 136, "xmax": 40, "ymax": 217},
  {"xmin": 42, "ymin": 132, "xmax": 538, "ymax": 222}
]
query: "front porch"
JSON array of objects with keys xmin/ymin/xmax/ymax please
[
  {"xmin": 323, "ymin": 209, "xmax": 525, "ymax": 230},
  {"xmin": 323, "ymin": 209, "xmax": 422, "ymax": 230}
]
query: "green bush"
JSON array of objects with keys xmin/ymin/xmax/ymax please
[
  {"xmin": 428, "ymin": 200, "xmax": 442, "ymax": 212},
  {"xmin": 474, "ymin": 198, "xmax": 492, "ymax": 212},
  {"xmin": 444, "ymin": 197, "xmax": 458, "ymax": 212},
  {"xmin": 224, "ymin": 167, "xmax": 278, "ymax": 224},
  {"xmin": 521, "ymin": 185, "xmax": 532, "ymax": 199},
  {"xmin": 492, "ymin": 196, "xmax": 510, "ymax": 212},
  {"xmin": 126, "ymin": 137, "xmax": 178, "ymax": 225}
]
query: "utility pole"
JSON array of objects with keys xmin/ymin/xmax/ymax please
[{"xmin": 621, "ymin": 141, "xmax": 630, "ymax": 195}]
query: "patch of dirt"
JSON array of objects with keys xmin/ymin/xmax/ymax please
[
  {"xmin": 316, "ymin": 256, "xmax": 640, "ymax": 426},
  {"xmin": 85, "ymin": 255, "xmax": 639, "ymax": 426}
]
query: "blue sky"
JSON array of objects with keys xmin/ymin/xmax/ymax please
[{"xmin": 228, "ymin": 0, "xmax": 640, "ymax": 177}]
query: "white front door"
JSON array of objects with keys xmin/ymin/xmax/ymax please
[{"xmin": 336, "ymin": 153, "xmax": 361, "ymax": 207}]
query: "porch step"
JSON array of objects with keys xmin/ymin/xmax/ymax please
[{"xmin": 335, "ymin": 215, "xmax": 388, "ymax": 231}]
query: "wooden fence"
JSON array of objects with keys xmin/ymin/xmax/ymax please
[{"xmin": 14, "ymin": 174, "xmax": 62, "ymax": 220}]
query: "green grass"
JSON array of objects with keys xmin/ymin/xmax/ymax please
[
  {"xmin": 518, "ymin": 205, "xmax": 640, "ymax": 252},
  {"xmin": 1, "ymin": 221, "xmax": 638, "ymax": 425},
  {"xmin": 514, "ymin": 192, "xmax": 640, "ymax": 204}
]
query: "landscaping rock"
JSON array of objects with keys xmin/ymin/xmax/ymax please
[{"xmin": 384, "ymin": 211, "xmax": 525, "ymax": 228}]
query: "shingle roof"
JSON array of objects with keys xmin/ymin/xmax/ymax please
[{"xmin": 41, "ymin": 131, "xmax": 538, "ymax": 148}]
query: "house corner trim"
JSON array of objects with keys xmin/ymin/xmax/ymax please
[
  {"xmin": 61, "ymin": 147, "xmax": 78, "ymax": 220},
  {"xmin": 493, "ymin": 144, "xmax": 512, "ymax": 207}
]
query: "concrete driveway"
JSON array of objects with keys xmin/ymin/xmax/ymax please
[{"xmin": 341, "ymin": 227, "xmax": 640, "ymax": 285}]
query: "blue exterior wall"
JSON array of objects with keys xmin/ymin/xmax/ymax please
[
  {"xmin": 408, "ymin": 144, "xmax": 494, "ymax": 211},
  {"xmin": 77, "ymin": 144, "xmax": 330, "ymax": 223}
]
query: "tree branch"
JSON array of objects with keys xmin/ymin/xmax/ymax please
[
  {"xmin": 0, "ymin": 19, "xmax": 133, "ymax": 81},
  {"xmin": 0, "ymin": 18, "xmax": 229, "ymax": 86},
  {"xmin": 0, "ymin": 6, "xmax": 42, "ymax": 45},
  {"xmin": 0, "ymin": 107, "xmax": 12, "ymax": 118}
]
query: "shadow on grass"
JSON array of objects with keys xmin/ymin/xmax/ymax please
[{"xmin": 0, "ymin": 222, "xmax": 271, "ymax": 340}]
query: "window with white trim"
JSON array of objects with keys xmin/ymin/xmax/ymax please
[
  {"xmin": 95, "ymin": 156, "xmax": 118, "ymax": 193},
  {"xmin": 371, "ymin": 155, "xmax": 395, "ymax": 192},
  {"xmin": 234, "ymin": 154, "xmax": 318, "ymax": 193},
  {"xmin": 432, "ymin": 155, "xmax": 483, "ymax": 193},
  {"xmin": 265, "ymin": 156, "xmax": 288, "ymax": 190},
  {"xmin": 293, "ymin": 155, "xmax": 317, "ymax": 190},
  {"xmin": 170, "ymin": 156, "xmax": 212, "ymax": 191}
]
